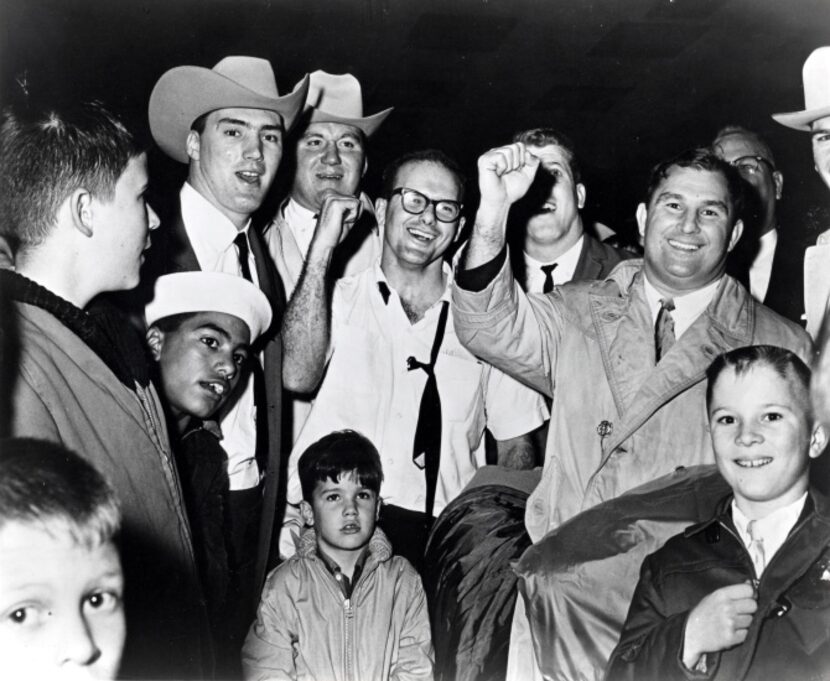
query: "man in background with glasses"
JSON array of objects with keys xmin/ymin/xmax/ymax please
[
  {"xmin": 712, "ymin": 125, "xmax": 804, "ymax": 323},
  {"xmin": 278, "ymin": 149, "xmax": 548, "ymax": 569}
]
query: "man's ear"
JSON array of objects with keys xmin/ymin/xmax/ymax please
[
  {"xmin": 299, "ymin": 500, "xmax": 315, "ymax": 527},
  {"xmin": 576, "ymin": 183, "xmax": 587, "ymax": 210},
  {"xmin": 727, "ymin": 219, "xmax": 744, "ymax": 253},
  {"xmin": 362, "ymin": 156, "xmax": 369, "ymax": 178},
  {"xmin": 454, "ymin": 215, "xmax": 467, "ymax": 243},
  {"xmin": 809, "ymin": 424, "xmax": 828, "ymax": 460},
  {"xmin": 773, "ymin": 170, "xmax": 784, "ymax": 201},
  {"xmin": 186, "ymin": 130, "xmax": 201, "ymax": 162},
  {"xmin": 70, "ymin": 188, "xmax": 94, "ymax": 238},
  {"xmin": 145, "ymin": 326, "xmax": 164, "ymax": 361},
  {"xmin": 635, "ymin": 203, "xmax": 648, "ymax": 240}
]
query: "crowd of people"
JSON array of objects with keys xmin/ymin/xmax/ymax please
[{"xmin": 1, "ymin": 44, "xmax": 830, "ymax": 681}]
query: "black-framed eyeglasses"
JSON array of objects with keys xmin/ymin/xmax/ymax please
[
  {"xmin": 730, "ymin": 155, "xmax": 775, "ymax": 176},
  {"xmin": 391, "ymin": 187, "xmax": 463, "ymax": 223}
]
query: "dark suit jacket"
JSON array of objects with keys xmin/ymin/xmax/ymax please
[
  {"xmin": 511, "ymin": 231, "xmax": 636, "ymax": 290},
  {"xmin": 727, "ymin": 228, "xmax": 806, "ymax": 325},
  {"xmin": 146, "ymin": 198, "xmax": 286, "ymax": 623}
]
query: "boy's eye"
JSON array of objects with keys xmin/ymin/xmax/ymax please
[
  {"xmin": 222, "ymin": 128, "xmax": 241, "ymax": 138},
  {"xmin": 200, "ymin": 337, "xmax": 219, "ymax": 350},
  {"xmin": 325, "ymin": 493, "xmax": 340, "ymax": 502},
  {"xmin": 716, "ymin": 415, "xmax": 735, "ymax": 425},
  {"xmin": 233, "ymin": 352, "xmax": 248, "ymax": 367},
  {"xmin": 6, "ymin": 605, "xmax": 40, "ymax": 627},
  {"xmin": 357, "ymin": 491, "xmax": 373, "ymax": 500},
  {"xmin": 84, "ymin": 591, "xmax": 121, "ymax": 613},
  {"xmin": 762, "ymin": 412, "xmax": 783, "ymax": 422}
]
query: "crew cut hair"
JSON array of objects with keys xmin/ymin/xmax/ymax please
[
  {"xmin": 298, "ymin": 430, "xmax": 384, "ymax": 502},
  {"xmin": 0, "ymin": 438, "xmax": 121, "ymax": 549},
  {"xmin": 0, "ymin": 98, "xmax": 143, "ymax": 253},
  {"xmin": 644, "ymin": 147, "xmax": 745, "ymax": 221},
  {"xmin": 712, "ymin": 125, "xmax": 777, "ymax": 168},
  {"xmin": 512, "ymin": 127, "xmax": 582, "ymax": 184},
  {"xmin": 705, "ymin": 345, "xmax": 812, "ymax": 416},
  {"xmin": 381, "ymin": 148, "xmax": 466, "ymax": 203}
]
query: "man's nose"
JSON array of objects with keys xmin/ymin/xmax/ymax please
[
  {"xmin": 243, "ymin": 135, "xmax": 264, "ymax": 159},
  {"xmin": 419, "ymin": 202, "xmax": 437, "ymax": 225},
  {"xmin": 147, "ymin": 203, "xmax": 161, "ymax": 231},
  {"xmin": 322, "ymin": 142, "xmax": 341, "ymax": 165},
  {"xmin": 679, "ymin": 210, "xmax": 700, "ymax": 233},
  {"xmin": 59, "ymin": 612, "xmax": 102, "ymax": 669}
]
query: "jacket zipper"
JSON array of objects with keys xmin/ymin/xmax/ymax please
[{"xmin": 344, "ymin": 597, "xmax": 354, "ymax": 681}]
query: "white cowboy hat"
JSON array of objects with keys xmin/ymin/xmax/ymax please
[
  {"xmin": 296, "ymin": 70, "xmax": 392, "ymax": 137},
  {"xmin": 149, "ymin": 56, "xmax": 310, "ymax": 163},
  {"xmin": 773, "ymin": 47, "xmax": 830, "ymax": 131}
]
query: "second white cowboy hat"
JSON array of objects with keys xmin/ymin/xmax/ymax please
[
  {"xmin": 149, "ymin": 56, "xmax": 310, "ymax": 163},
  {"xmin": 146, "ymin": 271, "xmax": 273, "ymax": 341},
  {"xmin": 773, "ymin": 47, "xmax": 830, "ymax": 131},
  {"xmin": 295, "ymin": 70, "xmax": 392, "ymax": 137}
]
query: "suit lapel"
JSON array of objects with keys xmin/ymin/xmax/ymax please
[{"xmin": 573, "ymin": 234, "xmax": 604, "ymax": 281}]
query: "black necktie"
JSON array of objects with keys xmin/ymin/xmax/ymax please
[
  {"xmin": 234, "ymin": 232, "xmax": 253, "ymax": 282},
  {"xmin": 655, "ymin": 298, "xmax": 676, "ymax": 362},
  {"xmin": 407, "ymin": 301, "xmax": 450, "ymax": 521},
  {"xmin": 541, "ymin": 263, "xmax": 557, "ymax": 293}
]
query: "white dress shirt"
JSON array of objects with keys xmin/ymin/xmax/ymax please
[
  {"xmin": 279, "ymin": 262, "xmax": 549, "ymax": 556},
  {"xmin": 732, "ymin": 492, "xmax": 807, "ymax": 578},
  {"xmin": 180, "ymin": 182, "xmax": 260, "ymax": 490},
  {"xmin": 282, "ymin": 198, "xmax": 317, "ymax": 258},
  {"xmin": 749, "ymin": 228, "xmax": 778, "ymax": 303},
  {"xmin": 643, "ymin": 275, "xmax": 722, "ymax": 339},
  {"xmin": 523, "ymin": 235, "xmax": 585, "ymax": 294}
]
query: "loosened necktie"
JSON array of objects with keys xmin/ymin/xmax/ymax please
[
  {"xmin": 655, "ymin": 298, "xmax": 675, "ymax": 362},
  {"xmin": 407, "ymin": 301, "xmax": 450, "ymax": 522},
  {"xmin": 541, "ymin": 263, "xmax": 558, "ymax": 294},
  {"xmin": 234, "ymin": 232, "xmax": 253, "ymax": 282}
]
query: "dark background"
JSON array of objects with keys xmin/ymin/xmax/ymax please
[{"xmin": 3, "ymin": 0, "xmax": 830, "ymax": 243}]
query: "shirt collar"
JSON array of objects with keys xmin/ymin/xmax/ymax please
[
  {"xmin": 374, "ymin": 260, "xmax": 454, "ymax": 306},
  {"xmin": 732, "ymin": 492, "xmax": 807, "ymax": 550},
  {"xmin": 283, "ymin": 197, "xmax": 318, "ymax": 230},
  {"xmin": 757, "ymin": 227, "xmax": 778, "ymax": 261},
  {"xmin": 180, "ymin": 182, "xmax": 251, "ymax": 253},
  {"xmin": 643, "ymin": 274, "xmax": 722, "ymax": 339},
  {"xmin": 523, "ymin": 234, "xmax": 584, "ymax": 284}
]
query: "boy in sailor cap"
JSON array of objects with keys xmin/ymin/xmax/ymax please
[{"xmin": 145, "ymin": 271, "xmax": 272, "ymax": 676}]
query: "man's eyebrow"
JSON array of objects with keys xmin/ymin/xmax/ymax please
[
  {"xmin": 216, "ymin": 117, "xmax": 282, "ymax": 132},
  {"xmin": 195, "ymin": 322, "xmax": 231, "ymax": 339},
  {"xmin": 812, "ymin": 127, "xmax": 830, "ymax": 138}
]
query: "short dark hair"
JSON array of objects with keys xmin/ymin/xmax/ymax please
[
  {"xmin": 512, "ymin": 127, "xmax": 581, "ymax": 184},
  {"xmin": 381, "ymin": 149, "xmax": 466, "ymax": 203},
  {"xmin": 644, "ymin": 148, "xmax": 745, "ymax": 220},
  {"xmin": 149, "ymin": 312, "xmax": 199, "ymax": 336},
  {"xmin": 705, "ymin": 345, "xmax": 812, "ymax": 416},
  {"xmin": 0, "ymin": 99, "xmax": 143, "ymax": 253},
  {"xmin": 298, "ymin": 430, "xmax": 384, "ymax": 501},
  {"xmin": 0, "ymin": 438, "xmax": 121, "ymax": 549}
]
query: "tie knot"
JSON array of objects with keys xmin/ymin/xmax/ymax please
[
  {"xmin": 747, "ymin": 519, "xmax": 762, "ymax": 542},
  {"xmin": 541, "ymin": 263, "xmax": 557, "ymax": 275},
  {"xmin": 541, "ymin": 263, "xmax": 558, "ymax": 293},
  {"xmin": 659, "ymin": 297, "xmax": 675, "ymax": 313}
]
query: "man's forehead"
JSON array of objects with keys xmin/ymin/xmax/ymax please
[
  {"xmin": 713, "ymin": 133, "xmax": 765, "ymax": 162},
  {"xmin": 207, "ymin": 107, "xmax": 283, "ymax": 128},
  {"xmin": 396, "ymin": 160, "xmax": 461, "ymax": 197},
  {"xmin": 302, "ymin": 121, "xmax": 362, "ymax": 139}
]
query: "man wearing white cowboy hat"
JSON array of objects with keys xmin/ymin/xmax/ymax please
[
  {"xmin": 773, "ymin": 46, "xmax": 830, "ymax": 338},
  {"xmin": 146, "ymin": 56, "xmax": 309, "ymax": 653},
  {"xmin": 263, "ymin": 70, "xmax": 392, "ymax": 444}
]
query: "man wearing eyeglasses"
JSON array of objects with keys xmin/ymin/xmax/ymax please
[
  {"xmin": 712, "ymin": 125, "xmax": 805, "ymax": 323},
  {"xmin": 279, "ymin": 149, "xmax": 548, "ymax": 568}
]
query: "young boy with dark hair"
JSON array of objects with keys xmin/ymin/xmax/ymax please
[
  {"xmin": 145, "ymin": 270, "xmax": 272, "ymax": 674},
  {"xmin": 607, "ymin": 345, "xmax": 830, "ymax": 681},
  {"xmin": 243, "ymin": 429, "xmax": 433, "ymax": 681},
  {"xmin": 0, "ymin": 438, "xmax": 125, "ymax": 680}
]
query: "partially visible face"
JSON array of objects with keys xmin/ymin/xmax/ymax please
[
  {"xmin": 291, "ymin": 122, "xmax": 366, "ymax": 211},
  {"xmin": 709, "ymin": 364, "xmax": 824, "ymax": 518},
  {"xmin": 378, "ymin": 160, "xmax": 465, "ymax": 269},
  {"xmin": 93, "ymin": 153, "xmax": 160, "ymax": 292},
  {"xmin": 638, "ymin": 167, "xmax": 743, "ymax": 296},
  {"xmin": 713, "ymin": 132, "xmax": 782, "ymax": 232},
  {"xmin": 523, "ymin": 144, "xmax": 585, "ymax": 246},
  {"xmin": 301, "ymin": 472, "xmax": 379, "ymax": 563},
  {"xmin": 811, "ymin": 115, "xmax": 830, "ymax": 190},
  {"xmin": 186, "ymin": 108, "xmax": 284, "ymax": 228},
  {"xmin": 0, "ymin": 521, "xmax": 125, "ymax": 680},
  {"xmin": 149, "ymin": 312, "xmax": 251, "ymax": 420}
]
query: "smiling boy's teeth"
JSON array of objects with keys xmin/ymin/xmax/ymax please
[{"xmin": 736, "ymin": 457, "xmax": 773, "ymax": 468}]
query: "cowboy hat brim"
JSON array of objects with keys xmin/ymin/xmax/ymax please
[
  {"xmin": 149, "ymin": 67, "xmax": 310, "ymax": 163},
  {"xmin": 772, "ymin": 104, "xmax": 830, "ymax": 132},
  {"xmin": 307, "ymin": 106, "xmax": 393, "ymax": 138}
]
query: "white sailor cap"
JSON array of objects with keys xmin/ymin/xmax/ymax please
[{"xmin": 146, "ymin": 272, "xmax": 272, "ymax": 341}]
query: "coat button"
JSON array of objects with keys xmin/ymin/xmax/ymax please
[{"xmin": 597, "ymin": 420, "xmax": 613, "ymax": 437}]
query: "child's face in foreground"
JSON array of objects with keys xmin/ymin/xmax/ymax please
[
  {"xmin": 0, "ymin": 520, "xmax": 125, "ymax": 680},
  {"xmin": 301, "ymin": 472, "xmax": 379, "ymax": 563},
  {"xmin": 148, "ymin": 312, "xmax": 251, "ymax": 421},
  {"xmin": 709, "ymin": 364, "xmax": 825, "ymax": 518}
]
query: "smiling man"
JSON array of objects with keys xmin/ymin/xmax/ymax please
[
  {"xmin": 263, "ymin": 70, "xmax": 392, "ymax": 445},
  {"xmin": 279, "ymin": 149, "xmax": 548, "ymax": 570},
  {"xmin": 146, "ymin": 56, "xmax": 309, "ymax": 668},
  {"xmin": 451, "ymin": 145, "xmax": 812, "ymax": 680}
]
